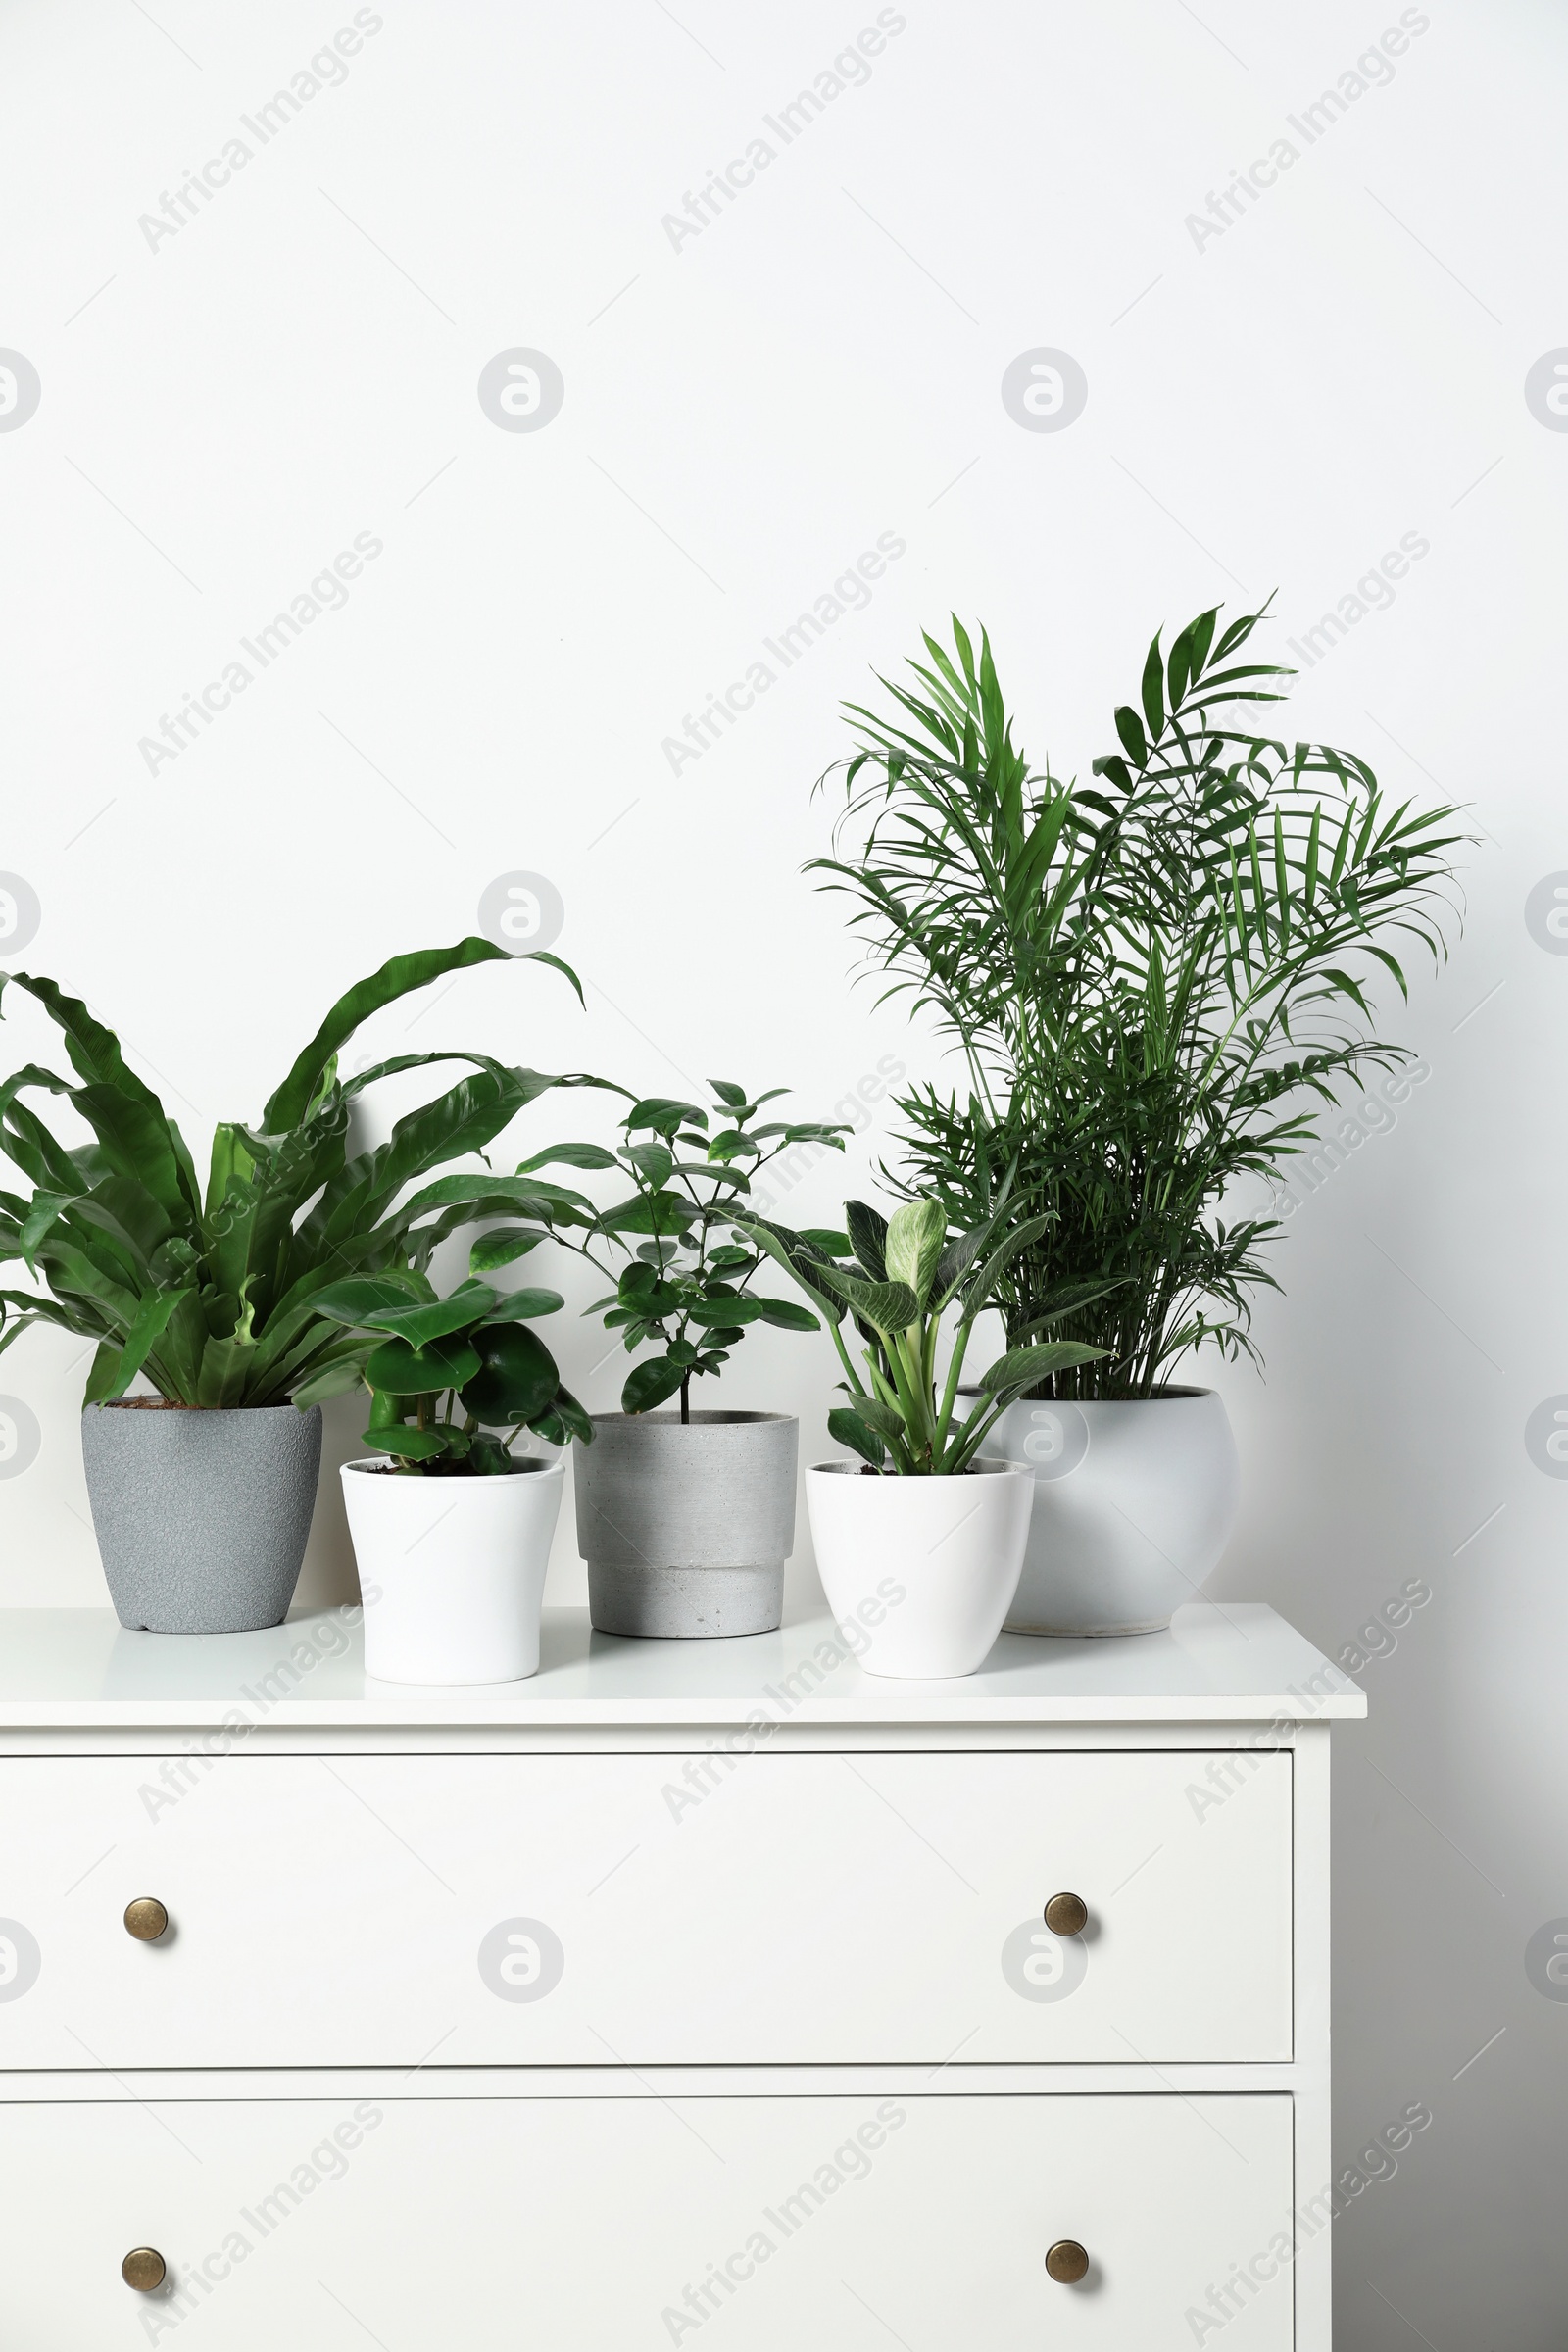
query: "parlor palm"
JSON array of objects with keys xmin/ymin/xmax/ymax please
[{"xmin": 809, "ymin": 606, "xmax": 1464, "ymax": 1396}]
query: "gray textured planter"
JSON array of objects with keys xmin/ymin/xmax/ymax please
[
  {"xmin": 82, "ymin": 1402, "xmax": 322, "ymax": 1634},
  {"xmin": 574, "ymin": 1411, "xmax": 797, "ymax": 1639}
]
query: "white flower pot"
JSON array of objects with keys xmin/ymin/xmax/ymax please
[
  {"xmin": 976, "ymin": 1387, "xmax": 1241, "ymax": 1636},
  {"xmin": 805, "ymin": 1460, "xmax": 1032, "ymax": 1680},
  {"xmin": 340, "ymin": 1458, "xmax": 564, "ymax": 1685}
]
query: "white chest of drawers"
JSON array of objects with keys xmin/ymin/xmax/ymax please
[{"xmin": 0, "ymin": 1600, "xmax": 1362, "ymax": 2348}]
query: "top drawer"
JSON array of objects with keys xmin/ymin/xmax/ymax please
[{"xmin": 0, "ymin": 1748, "xmax": 1291, "ymax": 2067}]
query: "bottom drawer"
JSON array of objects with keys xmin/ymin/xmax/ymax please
[{"xmin": 1, "ymin": 2090, "xmax": 1294, "ymax": 2346}]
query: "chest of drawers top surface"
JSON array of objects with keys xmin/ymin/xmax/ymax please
[{"xmin": 0, "ymin": 1600, "xmax": 1363, "ymax": 1730}]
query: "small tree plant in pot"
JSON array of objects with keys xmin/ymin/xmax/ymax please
[
  {"xmin": 0, "ymin": 939, "xmax": 589, "ymax": 1634},
  {"xmin": 535, "ymin": 1083, "xmax": 850, "ymax": 1640},
  {"xmin": 740, "ymin": 1197, "xmax": 1102, "ymax": 1678},
  {"xmin": 320, "ymin": 1269, "xmax": 593, "ymax": 1685},
  {"xmin": 811, "ymin": 607, "xmax": 1464, "ymax": 1634}
]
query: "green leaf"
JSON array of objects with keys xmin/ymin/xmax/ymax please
[
  {"xmin": 759, "ymin": 1297, "xmax": 819, "ymax": 1331},
  {"xmin": 263, "ymin": 938, "xmax": 512, "ymax": 1131},
  {"xmin": 808, "ymin": 1262, "xmax": 920, "ymax": 1333},
  {"xmin": 686, "ymin": 1295, "xmax": 765, "ymax": 1327},
  {"xmin": 481, "ymin": 1288, "xmax": 564, "ymax": 1323},
  {"xmin": 732, "ymin": 1217, "xmax": 848, "ymax": 1324},
  {"xmin": 828, "ymin": 1406, "xmax": 885, "ymax": 1468},
  {"xmin": 291, "ymin": 1356, "xmax": 373, "ymax": 1407},
  {"xmin": 468, "ymin": 1226, "xmax": 547, "ymax": 1272},
  {"xmin": 82, "ymin": 1341, "xmax": 127, "ymax": 1407},
  {"xmin": 518, "ymin": 949, "xmax": 586, "ymax": 1009},
  {"xmin": 466, "ymin": 1433, "xmax": 516, "ymax": 1475},
  {"xmin": 1141, "ymin": 630, "xmax": 1166, "ymax": 743},
  {"xmin": 360, "ymin": 1282, "xmax": 498, "ymax": 1346},
  {"xmin": 845, "ymin": 1201, "xmax": 889, "ymax": 1281},
  {"xmin": 883, "ymin": 1198, "xmax": 946, "ymax": 1308},
  {"xmin": 853, "ymin": 1394, "xmax": 908, "ymax": 1445},
  {"xmin": 458, "ymin": 1323, "xmax": 561, "ymax": 1425},
  {"xmin": 623, "ymin": 1141, "xmax": 674, "ymax": 1187},
  {"xmin": 549, "ymin": 1385, "xmax": 595, "ymax": 1446},
  {"xmin": 514, "ymin": 1143, "xmax": 619, "ymax": 1172},
  {"xmin": 365, "ymin": 1334, "xmax": 483, "ymax": 1395},
  {"xmin": 621, "ymin": 1354, "xmax": 686, "ymax": 1413},
  {"xmin": 116, "ymin": 1285, "xmax": 196, "ymax": 1394},
  {"xmin": 312, "ymin": 1274, "xmax": 434, "ymax": 1325},
  {"xmin": 19, "ymin": 1192, "xmax": 70, "ymax": 1272},
  {"xmin": 979, "ymin": 1341, "xmax": 1106, "ymax": 1396},
  {"xmin": 705, "ymin": 1129, "xmax": 758, "ymax": 1164},
  {"xmin": 959, "ymin": 1212, "xmax": 1055, "ymax": 1316},
  {"xmin": 625, "ymin": 1097, "xmax": 706, "ymax": 1136},
  {"xmin": 364, "ymin": 1424, "xmax": 449, "ymax": 1461},
  {"xmin": 1114, "ymin": 705, "xmax": 1148, "ymax": 767},
  {"xmin": 709, "ymin": 1080, "xmax": 749, "ymax": 1107},
  {"xmin": 400, "ymin": 1172, "xmax": 570, "ymax": 1218},
  {"xmin": 599, "ymin": 1190, "xmax": 697, "ymax": 1237}
]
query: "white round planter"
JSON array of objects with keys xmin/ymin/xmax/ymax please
[
  {"xmin": 976, "ymin": 1387, "xmax": 1240, "ymax": 1636},
  {"xmin": 805, "ymin": 1460, "xmax": 1032, "ymax": 1680},
  {"xmin": 340, "ymin": 1458, "xmax": 564, "ymax": 1686}
]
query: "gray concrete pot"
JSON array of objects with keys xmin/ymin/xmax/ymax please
[
  {"xmin": 574, "ymin": 1411, "xmax": 797, "ymax": 1639},
  {"xmin": 81, "ymin": 1401, "xmax": 322, "ymax": 1634}
]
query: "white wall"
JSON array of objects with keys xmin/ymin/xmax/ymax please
[{"xmin": 2, "ymin": 0, "xmax": 1564, "ymax": 2339}]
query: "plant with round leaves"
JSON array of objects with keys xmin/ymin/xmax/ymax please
[
  {"xmin": 0, "ymin": 940, "xmax": 606, "ymax": 1408},
  {"xmin": 736, "ymin": 1195, "xmax": 1107, "ymax": 1474},
  {"xmin": 313, "ymin": 1269, "xmax": 593, "ymax": 1474},
  {"xmin": 523, "ymin": 1083, "xmax": 853, "ymax": 1422}
]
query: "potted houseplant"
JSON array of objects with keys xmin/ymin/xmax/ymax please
[
  {"xmin": 740, "ymin": 1196, "xmax": 1102, "ymax": 1677},
  {"xmin": 527, "ymin": 1083, "xmax": 849, "ymax": 1639},
  {"xmin": 810, "ymin": 609, "xmax": 1463, "ymax": 1634},
  {"xmin": 0, "ymin": 939, "xmax": 592, "ymax": 1634},
  {"xmin": 320, "ymin": 1269, "xmax": 590, "ymax": 1684}
]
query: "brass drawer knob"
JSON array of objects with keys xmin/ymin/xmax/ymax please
[
  {"xmin": 1043, "ymin": 1891, "xmax": 1088, "ymax": 1936},
  {"xmin": 1046, "ymin": 2239, "xmax": 1089, "ymax": 2284},
  {"xmin": 122, "ymin": 2247, "xmax": 167, "ymax": 2292},
  {"xmin": 123, "ymin": 1898, "xmax": 169, "ymax": 1942}
]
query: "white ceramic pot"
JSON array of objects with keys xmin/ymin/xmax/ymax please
[
  {"xmin": 340, "ymin": 1458, "xmax": 564, "ymax": 1685},
  {"xmin": 805, "ymin": 1459, "xmax": 1032, "ymax": 1680},
  {"xmin": 976, "ymin": 1387, "xmax": 1240, "ymax": 1636}
]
